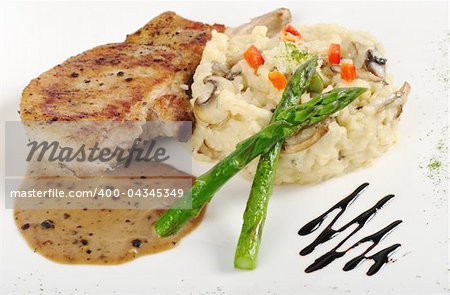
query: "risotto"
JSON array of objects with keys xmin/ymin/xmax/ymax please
[{"xmin": 190, "ymin": 24, "xmax": 409, "ymax": 184}]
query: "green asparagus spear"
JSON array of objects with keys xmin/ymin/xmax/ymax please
[
  {"xmin": 235, "ymin": 65, "xmax": 349, "ymax": 271},
  {"xmin": 234, "ymin": 141, "xmax": 280, "ymax": 270},
  {"xmin": 235, "ymin": 61, "xmax": 317, "ymax": 270},
  {"xmin": 154, "ymin": 86, "xmax": 367, "ymax": 237},
  {"xmin": 235, "ymin": 58, "xmax": 318, "ymax": 270},
  {"xmin": 307, "ymin": 73, "xmax": 324, "ymax": 93}
]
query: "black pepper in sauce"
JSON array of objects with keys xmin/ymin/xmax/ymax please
[
  {"xmin": 131, "ymin": 239, "xmax": 142, "ymax": 248},
  {"xmin": 40, "ymin": 220, "xmax": 55, "ymax": 229},
  {"xmin": 14, "ymin": 163, "xmax": 203, "ymax": 265}
]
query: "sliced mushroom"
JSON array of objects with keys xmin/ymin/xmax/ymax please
[
  {"xmin": 193, "ymin": 76, "xmax": 230, "ymax": 126},
  {"xmin": 226, "ymin": 64, "xmax": 242, "ymax": 80},
  {"xmin": 365, "ymin": 49, "xmax": 387, "ymax": 79},
  {"xmin": 378, "ymin": 81, "xmax": 411, "ymax": 109},
  {"xmin": 198, "ymin": 139, "xmax": 221, "ymax": 159},
  {"xmin": 345, "ymin": 41, "xmax": 370, "ymax": 69},
  {"xmin": 319, "ymin": 63, "xmax": 337, "ymax": 83},
  {"xmin": 212, "ymin": 61, "xmax": 242, "ymax": 81},
  {"xmin": 196, "ymin": 76, "xmax": 220, "ymax": 104},
  {"xmin": 394, "ymin": 105, "xmax": 404, "ymax": 119},
  {"xmin": 226, "ymin": 8, "xmax": 291, "ymax": 38},
  {"xmin": 346, "ymin": 42, "xmax": 361, "ymax": 60},
  {"xmin": 283, "ymin": 122, "xmax": 330, "ymax": 153},
  {"xmin": 330, "ymin": 65, "xmax": 341, "ymax": 74},
  {"xmin": 211, "ymin": 62, "xmax": 229, "ymax": 77},
  {"xmin": 376, "ymin": 82, "xmax": 410, "ymax": 119}
]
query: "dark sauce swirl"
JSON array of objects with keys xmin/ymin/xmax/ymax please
[{"xmin": 299, "ymin": 183, "xmax": 402, "ymax": 276}]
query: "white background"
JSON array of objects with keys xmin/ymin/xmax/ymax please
[{"xmin": 0, "ymin": 1, "xmax": 448, "ymax": 294}]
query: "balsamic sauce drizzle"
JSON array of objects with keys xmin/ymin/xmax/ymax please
[{"xmin": 298, "ymin": 183, "xmax": 402, "ymax": 276}]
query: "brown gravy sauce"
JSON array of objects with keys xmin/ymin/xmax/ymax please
[{"xmin": 14, "ymin": 162, "xmax": 204, "ymax": 265}]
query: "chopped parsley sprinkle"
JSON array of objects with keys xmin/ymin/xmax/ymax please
[
  {"xmin": 427, "ymin": 158, "xmax": 442, "ymax": 171},
  {"xmin": 284, "ymin": 43, "xmax": 310, "ymax": 64}
]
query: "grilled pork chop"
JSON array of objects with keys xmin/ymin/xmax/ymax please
[{"xmin": 20, "ymin": 12, "xmax": 225, "ymax": 128}]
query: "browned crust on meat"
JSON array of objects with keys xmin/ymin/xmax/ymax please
[
  {"xmin": 21, "ymin": 43, "xmax": 182, "ymax": 121},
  {"xmin": 153, "ymin": 94, "xmax": 193, "ymax": 122},
  {"xmin": 20, "ymin": 11, "xmax": 224, "ymax": 123},
  {"xmin": 126, "ymin": 11, "xmax": 225, "ymax": 74}
]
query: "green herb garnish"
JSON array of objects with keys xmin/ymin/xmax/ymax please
[{"xmin": 284, "ymin": 42, "xmax": 310, "ymax": 63}]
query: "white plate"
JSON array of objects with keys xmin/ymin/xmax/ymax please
[{"xmin": 0, "ymin": 1, "xmax": 448, "ymax": 294}]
